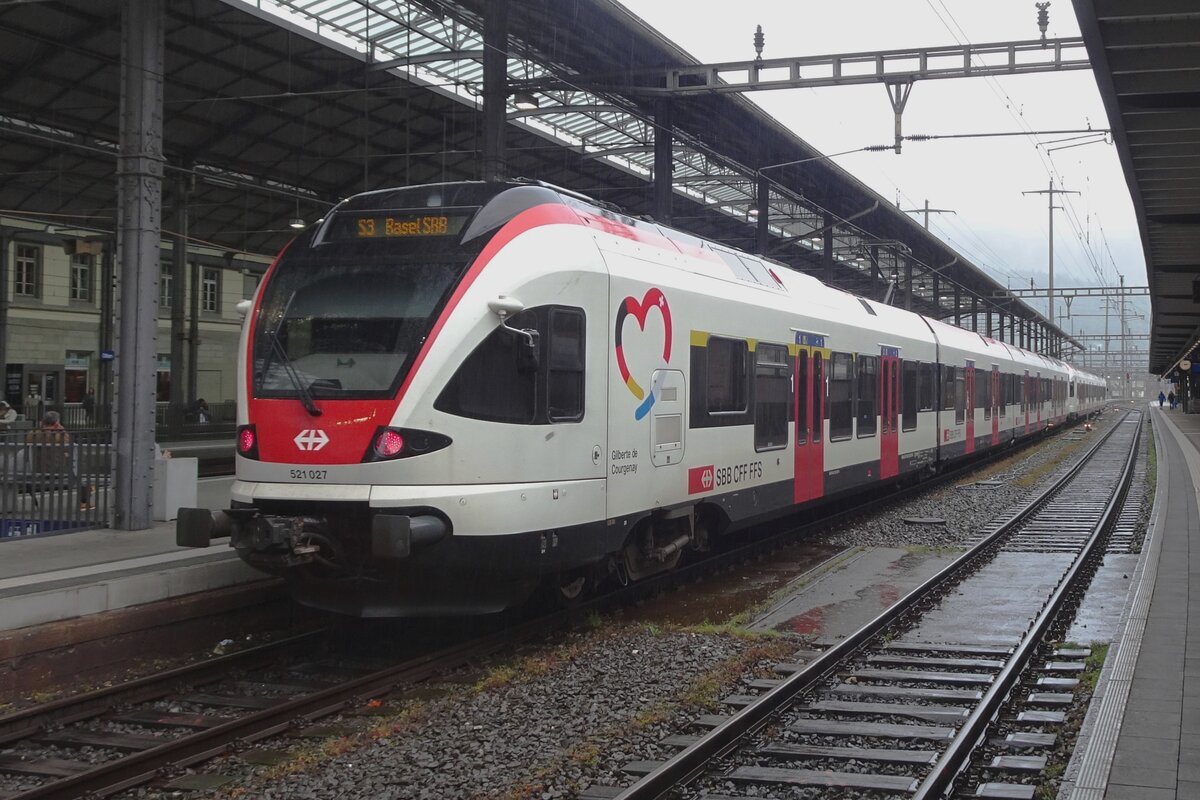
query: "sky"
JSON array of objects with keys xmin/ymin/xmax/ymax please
[{"xmin": 614, "ymin": 0, "xmax": 1148, "ymax": 356}]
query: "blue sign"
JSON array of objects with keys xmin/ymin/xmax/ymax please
[
  {"xmin": 880, "ymin": 345, "xmax": 900, "ymax": 358},
  {"xmin": 100, "ymin": 350, "xmax": 115, "ymax": 362},
  {"xmin": 794, "ymin": 331, "xmax": 826, "ymax": 348},
  {"xmin": 1192, "ymin": 363, "xmax": 1200, "ymax": 374}
]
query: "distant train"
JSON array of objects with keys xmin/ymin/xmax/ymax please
[{"xmin": 177, "ymin": 180, "xmax": 1106, "ymax": 616}]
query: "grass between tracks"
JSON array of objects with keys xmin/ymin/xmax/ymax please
[{"xmin": 1035, "ymin": 641, "xmax": 1111, "ymax": 800}]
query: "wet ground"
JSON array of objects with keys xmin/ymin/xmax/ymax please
[
  {"xmin": 621, "ymin": 542, "xmax": 846, "ymax": 627},
  {"xmin": 749, "ymin": 546, "xmax": 961, "ymax": 644},
  {"xmin": 1067, "ymin": 552, "xmax": 1140, "ymax": 644}
]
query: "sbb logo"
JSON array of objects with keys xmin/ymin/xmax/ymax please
[
  {"xmin": 688, "ymin": 464, "xmax": 715, "ymax": 494},
  {"xmin": 294, "ymin": 429, "xmax": 330, "ymax": 451}
]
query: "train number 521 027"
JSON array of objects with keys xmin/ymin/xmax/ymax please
[{"xmin": 289, "ymin": 469, "xmax": 327, "ymax": 481}]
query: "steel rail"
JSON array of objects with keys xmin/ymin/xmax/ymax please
[
  {"xmin": 915, "ymin": 412, "xmax": 1142, "ymax": 797},
  {"xmin": 0, "ymin": 630, "xmax": 322, "ymax": 746},
  {"xmin": 11, "ymin": 622, "xmax": 530, "ymax": 800},
  {"xmin": 613, "ymin": 411, "xmax": 1131, "ymax": 800}
]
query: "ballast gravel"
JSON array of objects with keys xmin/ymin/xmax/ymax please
[{"xmin": 129, "ymin": 628, "xmax": 781, "ymax": 800}]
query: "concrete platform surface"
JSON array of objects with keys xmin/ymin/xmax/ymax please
[
  {"xmin": 1063, "ymin": 407, "xmax": 1200, "ymax": 800},
  {"xmin": 0, "ymin": 476, "xmax": 266, "ymax": 632}
]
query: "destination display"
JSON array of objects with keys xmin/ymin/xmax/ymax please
[{"xmin": 328, "ymin": 209, "xmax": 475, "ymax": 241}]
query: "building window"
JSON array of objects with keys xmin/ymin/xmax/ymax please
[
  {"xmin": 828, "ymin": 351, "xmax": 854, "ymax": 441},
  {"xmin": 14, "ymin": 244, "xmax": 40, "ymax": 297},
  {"xmin": 160, "ymin": 263, "xmax": 173, "ymax": 308},
  {"xmin": 706, "ymin": 337, "xmax": 748, "ymax": 414},
  {"xmin": 70, "ymin": 253, "xmax": 93, "ymax": 302},
  {"xmin": 202, "ymin": 268, "xmax": 220, "ymax": 312},
  {"xmin": 856, "ymin": 355, "xmax": 878, "ymax": 437}
]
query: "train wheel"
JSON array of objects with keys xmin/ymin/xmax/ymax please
[{"xmin": 622, "ymin": 519, "xmax": 686, "ymax": 582}]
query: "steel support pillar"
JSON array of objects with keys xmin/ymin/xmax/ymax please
[
  {"xmin": 932, "ymin": 273, "xmax": 940, "ymax": 318},
  {"xmin": 113, "ymin": 0, "xmax": 165, "ymax": 531},
  {"xmin": 822, "ymin": 213, "xmax": 834, "ymax": 284},
  {"xmin": 971, "ymin": 296, "xmax": 978, "ymax": 333},
  {"xmin": 481, "ymin": 0, "xmax": 508, "ymax": 182},
  {"xmin": 187, "ymin": 255, "xmax": 199, "ymax": 404},
  {"xmin": 986, "ymin": 307, "xmax": 993, "ymax": 338},
  {"xmin": 755, "ymin": 174, "xmax": 769, "ymax": 254},
  {"xmin": 168, "ymin": 176, "xmax": 188, "ymax": 437},
  {"xmin": 99, "ymin": 244, "xmax": 115, "ymax": 421},
  {"xmin": 953, "ymin": 284, "xmax": 961, "ymax": 327},
  {"xmin": 0, "ymin": 232, "xmax": 7, "ymax": 388},
  {"xmin": 655, "ymin": 98, "xmax": 673, "ymax": 225},
  {"xmin": 870, "ymin": 245, "xmax": 881, "ymax": 281},
  {"xmin": 904, "ymin": 259, "xmax": 912, "ymax": 311}
]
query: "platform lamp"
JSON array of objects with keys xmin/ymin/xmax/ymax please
[
  {"xmin": 513, "ymin": 91, "xmax": 540, "ymax": 111},
  {"xmin": 288, "ymin": 197, "xmax": 305, "ymax": 230}
]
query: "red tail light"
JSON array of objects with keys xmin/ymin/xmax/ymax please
[
  {"xmin": 374, "ymin": 429, "xmax": 405, "ymax": 458},
  {"xmin": 237, "ymin": 425, "xmax": 259, "ymax": 459}
]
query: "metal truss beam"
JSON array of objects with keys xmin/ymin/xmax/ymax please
[
  {"xmin": 994, "ymin": 285, "xmax": 1149, "ymax": 298},
  {"xmin": 520, "ymin": 37, "xmax": 1089, "ymax": 96}
]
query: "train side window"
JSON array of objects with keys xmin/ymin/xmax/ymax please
[
  {"xmin": 436, "ymin": 305, "xmax": 585, "ymax": 425},
  {"xmin": 918, "ymin": 363, "xmax": 934, "ymax": 411},
  {"xmin": 982, "ymin": 372, "xmax": 991, "ymax": 420},
  {"xmin": 1070, "ymin": 379, "xmax": 1075, "ymax": 398},
  {"xmin": 856, "ymin": 355, "xmax": 878, "ymax": 437},
  {"xmin": 436, "ymin": 308, "xmax": 538, "ymax": 423},
  {"xmin": 707, "ymin": 336, "xmax": 749, "ymax": 413},
  {"xmin": 941, "ymin": 364, "xmax": 955, "ymax": 412},
  {"xmin": 754, "ymin": 343, "xmax": 790, "ymax": 451},
  {"xmin": 547, "ymin": 308, "xmax": 585, "ymax": 422},
  {"xmin": 1000, "ymin": 374, "xmax": 1007, "ymax": 416},
  {"xmin": 828, "ymin": 351, "xmax": 854, "ymax": 441},
  {"xmin": 901, "ymin": 361, "xmax": 918, "ymax": 431},
  {"xmin": 796, "ymin": 350, "xmax": 809, "ymax": 444}
]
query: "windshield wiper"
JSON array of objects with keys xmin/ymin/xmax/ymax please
[{"xmin": 267, "ymin": 329, "xmax": 322, "ymax": 417}]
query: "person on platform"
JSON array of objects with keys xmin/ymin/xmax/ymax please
[
  {"xmin": 1168, "ymin": 390, "xmax": 1177, "ymax": 410},
  {"xmin": 82, "ymin": 389, "xmax": 96, "ymax": 425},
  {"xmin": 25, "ymin": 411, "xmax": 93, "ymax": 510},
  {"xmin": 25, "ymin": 387, "xmax": 41, "ymax": 420},
  {"xmin": 1158, "ymin": 391, "xmax": 1166, "ymax": 408},
  {"xmin": 0, "ymin": 401, "xmax": 16, "ymax": 429}
]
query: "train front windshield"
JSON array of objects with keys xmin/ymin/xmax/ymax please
[{"xmin": 252, "ymin": 206, "xmax": 483, "ymax": 400}]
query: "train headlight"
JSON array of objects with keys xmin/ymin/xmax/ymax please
[
  {"xmin": 374, "ymin": 429, "xmax": 405, "ymax": 458},
  {"xmin": 237, "ymin": 425, "xmax": 260, "ymax": 460},
  {"xmin": 362, "ymin": 427, "xmax": 452, "ymax": 462}
]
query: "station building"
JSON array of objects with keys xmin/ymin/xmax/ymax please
[{"xmin": 2, "ymin": 217, "xmax": 270, "ymax": 417}]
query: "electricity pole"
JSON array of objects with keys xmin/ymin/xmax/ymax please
[
  {"xmin": 1023, "ymin": 178, "xmax": 1079, "ymax": 324},
  {"xmin": 901, "ymin": 199, "xmax": 955, "ymax": 230}
]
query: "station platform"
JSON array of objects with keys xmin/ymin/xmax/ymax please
[
  {"xmin": 1065, "ymin": 406, "xmax": 1200, "ymax": 800},
  {"xmin": 0, "ymin": 476, "xmax": 267, "ymax": 635}
]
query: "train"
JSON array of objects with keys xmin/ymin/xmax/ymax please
[{"xmin": 177, "ymin": 180, "xmax": 1106, "ymax": 616}]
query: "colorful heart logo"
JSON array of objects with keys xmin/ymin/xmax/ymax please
[{"xmin": 614, "ymin": 288, "xmax": 672, "ymax": 420}]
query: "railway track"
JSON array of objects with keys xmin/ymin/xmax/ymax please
[
  {"xmin": 0, "ymin": 416, "xmax": 1111, "ymax": 799},
  {"xmin": 585, "ymin": 410, "xmax": 1141, "ymax": 800}
]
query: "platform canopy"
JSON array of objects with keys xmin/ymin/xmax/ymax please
[
  {"xmin": 0, "ymin": 0, "xmax": 1076, "ymax": 347},
  {"xmin": 1073, "ymin": 0, "xmax": 1200, "ymax": 374}
]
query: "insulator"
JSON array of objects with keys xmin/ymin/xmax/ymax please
[
  {"xmin": 1036, "ymin": 2, "xmax": 1051, "ymax": 39},
  {"xmin": 753, "ymin": 25, "xmax": 765, "ymax": 61}
]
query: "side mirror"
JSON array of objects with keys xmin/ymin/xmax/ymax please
[{"xmin": 235, "ymin": 299, "xmax": 253, "ymax": 318}]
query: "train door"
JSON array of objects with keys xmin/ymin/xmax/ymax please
[
  {"xmin": 880, "ymin": 347, "xmax": 900, "ymax": 479},
  {"xmin": 1023, "ymin": 370, "xmax": 1030, "ymax": 434},
  {"xmin": 991, "ymin": 366, "xmax": 1000, "ymax": 445},
  {"xmin": 1036, "ymin": 372, "xmax": 1043, "ymax": 430},
  {"xmin": 793, "ymin": 336, "xmax": 827, "ymax": 504},
  {"xmin": 964, "ymin": 361, "xmax": 975, "ymax": 455}
]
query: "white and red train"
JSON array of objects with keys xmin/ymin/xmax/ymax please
[{"xmin": 178, "ymin": 180, "xmax": 1106, "ymax": 616}]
